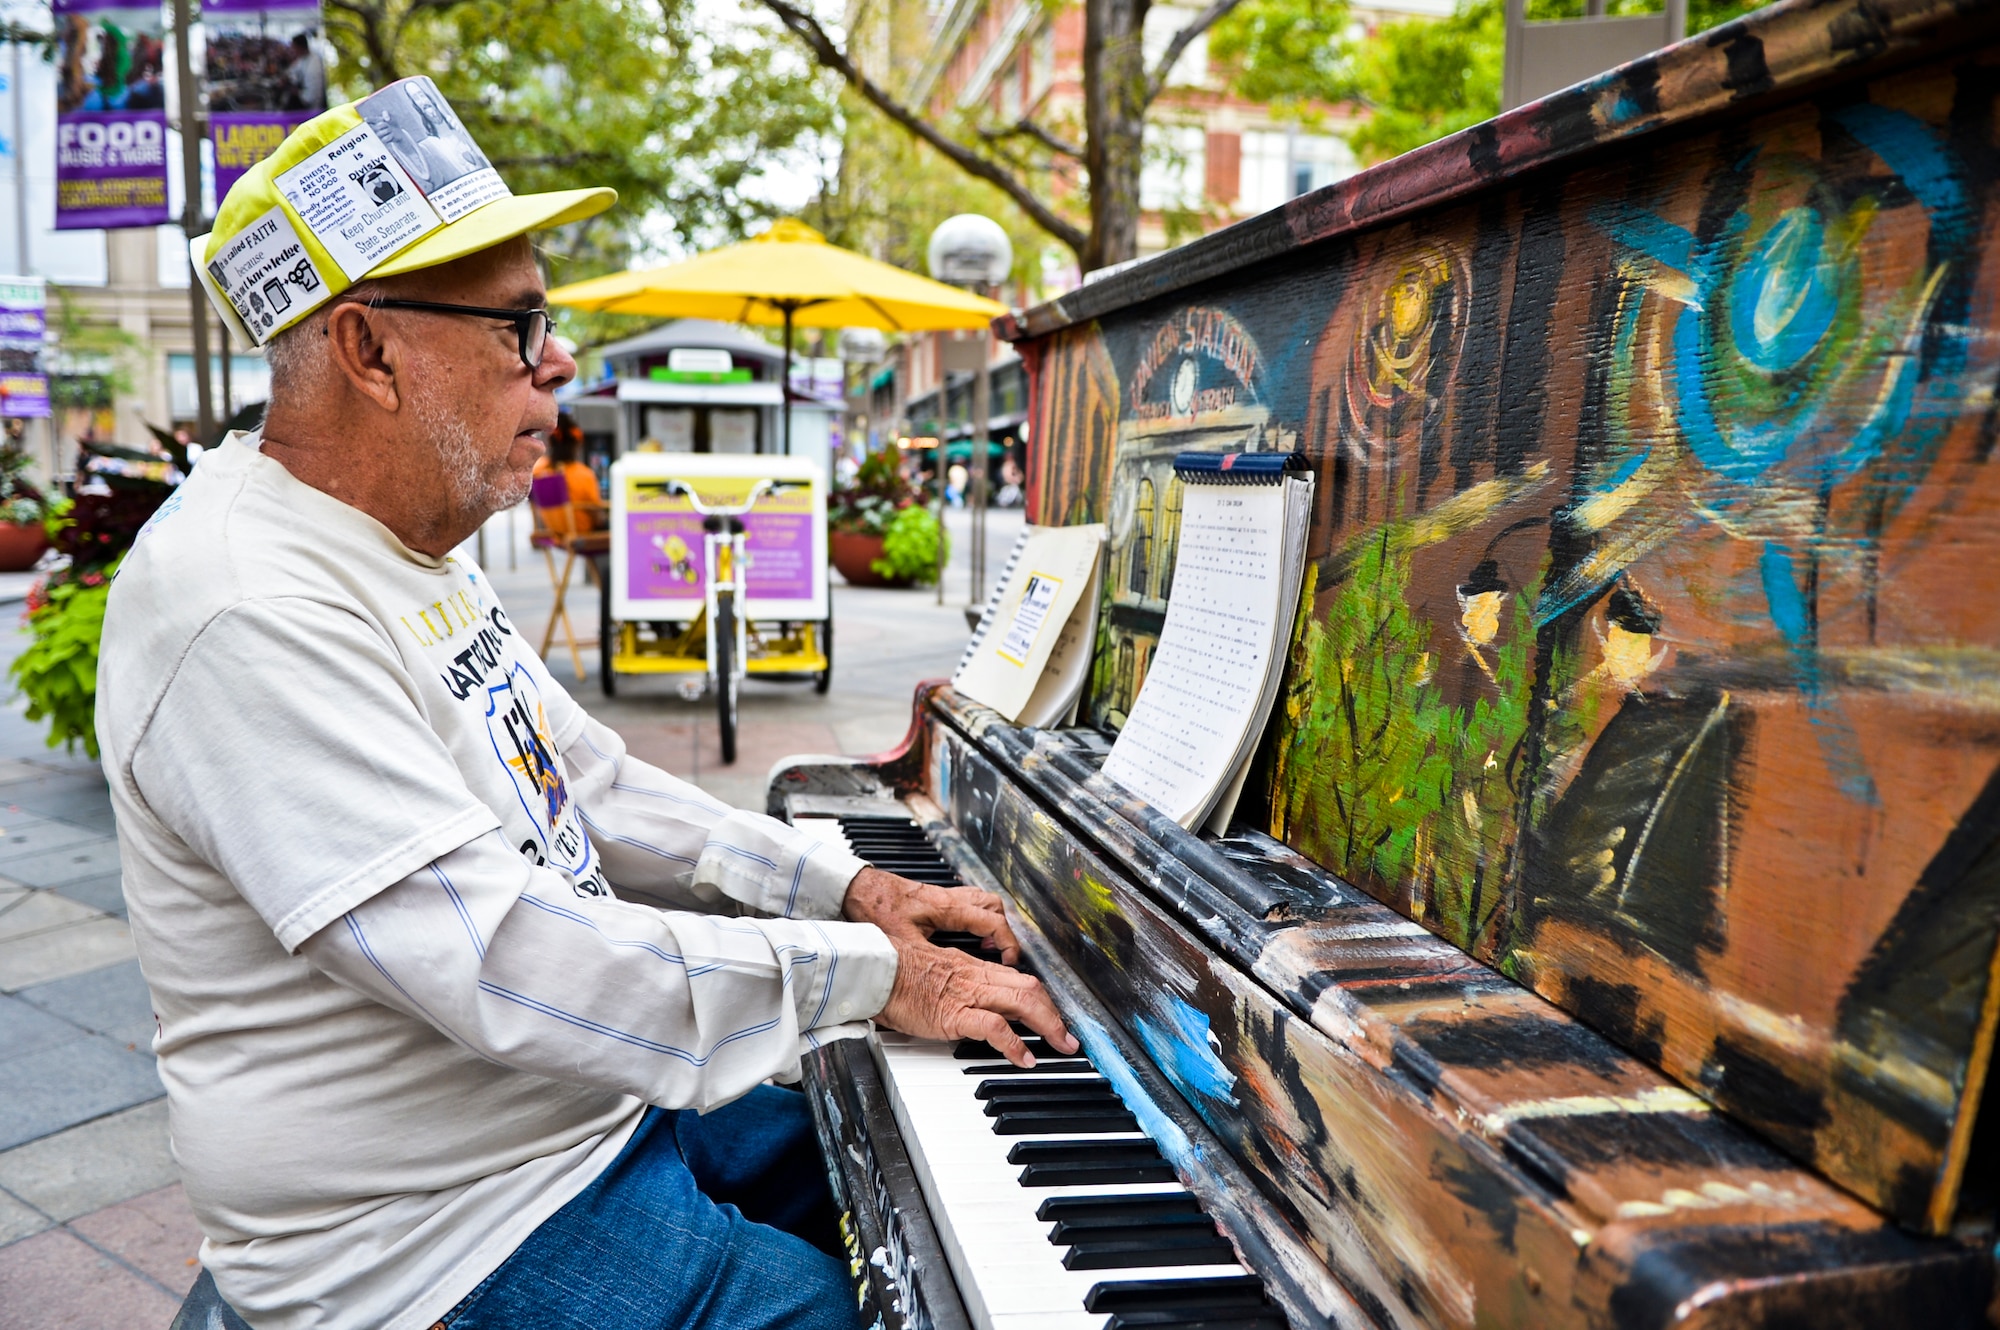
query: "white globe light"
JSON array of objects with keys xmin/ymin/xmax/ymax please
[
  {"xmin": 927, "ymin": 214, "xmax": 1013, "ymax": 286},
  {"xmin": 837, "ymin": 327, "xmax": 888, "ymax": 362}
]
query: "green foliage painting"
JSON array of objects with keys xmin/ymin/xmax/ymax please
[{"xmin": 1274, "ymin": 525, "xmax": 1584, "ymax": 952}]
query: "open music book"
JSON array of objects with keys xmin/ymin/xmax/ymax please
[
  {"xmin": 1100, "ymin": 452, "xmax": 1314, "ymax": 833},
  {"xmin": 952, "ymin": 523, "xmax": 1108, "ymax": 728}
]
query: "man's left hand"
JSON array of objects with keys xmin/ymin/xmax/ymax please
[{"xmin": 842, "ymin": 867, "xmax": 1021, "ymax": 965}]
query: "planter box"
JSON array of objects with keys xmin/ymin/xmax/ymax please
[
  {"xmin": 0, "ymin": 522, "xmax": 49, "ymax": 573},
  {"xmin": 831, "ymin": 530, "xmax": 912, "ymax": 588}
]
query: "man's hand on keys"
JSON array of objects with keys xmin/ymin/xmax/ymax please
[{"xmin": 843, "ymin": 867, "xmax": 1079, "ymax": 1068}]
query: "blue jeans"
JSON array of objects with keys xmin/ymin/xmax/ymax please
[{"xmin": 439, "ymin": 1086, "xmax": 863, "ymax": 1330}]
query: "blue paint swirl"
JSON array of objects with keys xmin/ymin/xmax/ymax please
[{"xmin": 1133, "ymin": 995, "xmax": 1241, "ymax": 1108}]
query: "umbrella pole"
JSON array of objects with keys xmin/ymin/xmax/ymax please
[{"xmin": 782, "ymin": 304, "xmax": 795, "ymax": 455}]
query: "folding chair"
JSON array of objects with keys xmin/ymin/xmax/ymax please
[{"xmin": 529, "ymin": 470, "xmax": 609, "ymax": 682}]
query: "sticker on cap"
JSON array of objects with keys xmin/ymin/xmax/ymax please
[
  {"xmin": 274, "ymin": 122, "xmax": 440, "ymax": 281},
  {"xmin": 359, "ymin": 77, "xmax": 509, "ymax": 222},
  {"xmin": 206, "ymin": 205, "xmax": 330, "ymax": 345}
]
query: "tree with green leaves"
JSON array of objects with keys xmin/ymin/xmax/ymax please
[
  {"xmin": 322, "ymin": 0, "xmax": 837, "ymax": 288},
  {"xmin": 756, "ymin": 0, "xmax": 1257, "ymax": 273},
  {"xmin": 1213, "ymin": 0, "xmax": 1763, "ymax": 167}
]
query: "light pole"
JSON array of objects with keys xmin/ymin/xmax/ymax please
[
  {"xmin": 926, "ymin": 214, "xmax": 1011, "ymax": 612},
  {"xmin": 171, "ymin": 0, "xmax": 214, "ymax": 440}
]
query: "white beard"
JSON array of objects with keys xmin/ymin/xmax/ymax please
[{"xmin": 406, "ymin": 365, "xmax": 531, "ymax": 522}]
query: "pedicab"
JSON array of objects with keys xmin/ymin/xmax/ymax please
[{"xmin": 602, "ymin": 453, "xmax": 831, "ymax": 763}]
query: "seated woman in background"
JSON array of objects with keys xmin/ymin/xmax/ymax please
[{"xmin": 532, "ymin": 413, "xmax": 604, "ymax": 537}]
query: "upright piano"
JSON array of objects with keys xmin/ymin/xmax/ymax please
[{"xmin": 775, "ymin": 0, "xmax": 2000, "ymax": 1323}]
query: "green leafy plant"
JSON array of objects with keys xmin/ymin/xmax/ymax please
[
  {"xmin": 872, "ymin": 504, "xmax": 946, "ymax": 585},
  {"xmin": 1215, "ymin": 0, "xmax": 1767, "ymax": 167},
  {"xmin": 5, "ymin": 406, "xmax": 223, "ymax": 758},
  {"xmin": 832, "ymin": 444, "xmax": 924, "ymax": 536},
  {"xmin": 11, "ymin": 558, "xmax": 116, "ymax": 758},
  {"xmin": 0, "ymin": 428, "xmax": 46, "ymax": 527}
]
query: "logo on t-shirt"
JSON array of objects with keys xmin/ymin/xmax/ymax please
[{"xmin": 482, "ymin": 661, "xmax": 607, "ymax": 897}]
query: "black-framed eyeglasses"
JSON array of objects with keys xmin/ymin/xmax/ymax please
[{"xmin": 334, "ymin": 298, "xmax": 558, "ymax": 370}]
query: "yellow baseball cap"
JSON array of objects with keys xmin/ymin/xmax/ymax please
[{"xmin": 192, "ymin": 76, "xmax": 616, "ymax": 346}]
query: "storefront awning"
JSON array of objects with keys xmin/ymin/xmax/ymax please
[{"xmin": 615, "ymin": 380, "xmax": 784, "ymax": 406}]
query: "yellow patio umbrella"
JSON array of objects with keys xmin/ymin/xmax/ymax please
[{"xmin": 547, "ymin": 219, "xmax": 1007, "ymax": 449}]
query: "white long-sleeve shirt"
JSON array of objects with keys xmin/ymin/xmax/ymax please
[
  {"xmin": 302, "ymin": 722, "xmax": 897, "ymax": 1113},
  {"xmin": 95, "ymin": 432, "xmax": 897, "ymax": 1330}
]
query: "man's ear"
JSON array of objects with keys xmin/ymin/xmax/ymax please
[{"xmin": 323, "ymin": 302, "xmax": 402, "ymax": 412}]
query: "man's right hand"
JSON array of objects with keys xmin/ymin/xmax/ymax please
[{"xmin": 876, "ymin": 933, "xmax": 1079, "ymax": 1068}]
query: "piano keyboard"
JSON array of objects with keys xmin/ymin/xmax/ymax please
[
  {"xmin": 793, "ymin": 813, "xmax": 964, "ymax": 887},
  {"xmin": 797, "ymin": 812, "xmax": 1286, "ymax": 1330}
]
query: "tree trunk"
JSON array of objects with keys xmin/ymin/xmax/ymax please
[{"xmin": 1083, "ymin": 0, "xmax": 1148, "ymax": 271}]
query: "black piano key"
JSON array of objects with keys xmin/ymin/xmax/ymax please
[
  {"xmin": 1008, "ymin": 1139, "xmax": 1163, "ymax": 1165},
  {"xmin": 984, "ymin": 1084, "xmax": 1120, "ymax": 1101},
  {"xmin": 983, "ymin": 1093, "xmax": 1125, "ymax": 1114},
  {"xmin": 976, "ymin": 1076, "xmax": 1112, "ymax": 1099},
  {"xmin": 851, "ymin": 862, "xmax": 957, "ymax": 875},
  {"xmin": 992, "ymin": 1109, "xmax": 1141, "ymax": 1134},
  {"xmin": 1037, "ymin": 1194, "xmax": 1203, "ymax": 1223},
  {"xmin": 1062, "ymin": 1232, "xmax": 1239, "ymax": 1270},
  {"xmin": 1104, "ymin": 1314, "xmax": 1288, "ymax": 1329},
  {"xmin": 1012, "ymin": 1138, "xmax": 1174, "ymax": 1186},
  {"xmin": 1020, "ymin": 1160, "xmax": 1178, "ymax": 1185},
  {"xmin": 927, "ymin": 930, "xmax": 997, "ymax": 955},
  {"xmin": 1048, "ymin": 1211, "xmax": 1217, "ymax": 1242},
  {"xmin": 961, "ymin": 1060, "xmax": 1097, "ymax": 1075},
  {"xmin": 1085, "ymin": 1275, "xmax": 1269, "ymax": 1313},
  {"xmin": 953, "ymin": 1037, "xmax": 1067, "ymax": 1061}
]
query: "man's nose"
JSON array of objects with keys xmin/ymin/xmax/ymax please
[{"xmin": 536, "ymin": 336, "xmax": 578, "ymax": 391}]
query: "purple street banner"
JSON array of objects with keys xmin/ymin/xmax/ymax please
[
  {"xmin": 0, "ymin": 278, "xmax": 51, "ymax": 420},
  {"xmin": 203, "ymin": 1, "xmax": 327, "ymax": 198},
  {"xmin": 53, "ymin": 2, "xmax": 170, "ymax": 229}
]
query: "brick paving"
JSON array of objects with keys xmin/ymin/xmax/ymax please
[{"xmin": 0, "ymin": 500, "xmax": 1017, "ymax": 1327}]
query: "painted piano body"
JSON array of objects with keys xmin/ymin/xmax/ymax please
[
  {"xmin": 776, "ymin": 689, "xmax": 1992, "ymax": 1327},
  {"xmin": 778, "ymin": 0, "xmax": 2000, "ymax": 1321}
]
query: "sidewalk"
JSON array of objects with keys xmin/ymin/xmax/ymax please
[{"xmin": 0, "ymin": 499, "xmax": 1018, "ymax": 1329}]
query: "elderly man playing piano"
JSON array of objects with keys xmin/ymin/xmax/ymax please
[{"xmin": 96, "ymin": 81, "xmax": 1073, "ymax": 1330}]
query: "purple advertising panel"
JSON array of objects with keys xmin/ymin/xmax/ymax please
[
  {"xmin": 624, "ymin": 482, "xmax": 817, "ymax": 605},
  {"xmin": 203, "ymin": 1, "xmax": 326, "ymax": 199},
  {"xmin": 0, "ymin": 279, "xmax": 50, "ymax": 419},
  {"xmin": 53, "ymin": 3, "xmax": 171, "ymax": 229}
]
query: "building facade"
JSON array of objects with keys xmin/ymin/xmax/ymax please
[{"xmin": 849, "ymin": 0, "xmax": 1450, "ymax": 459}]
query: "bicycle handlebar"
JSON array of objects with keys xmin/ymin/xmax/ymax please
[{"xmin": 649, "ymin": 477, "xmax": 810, "ymax": 517}]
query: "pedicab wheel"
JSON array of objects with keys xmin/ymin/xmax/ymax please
[
  {"xmin": 598, "ymin": 558, "xmax": 616, "ymax": 697},
  {"xmin": 814, "ymin": 609, "xmax": 833, "ymax": 695},
  {"xmin": 715, "ymin": 591, "xmax": 738, "ymax": 764}
]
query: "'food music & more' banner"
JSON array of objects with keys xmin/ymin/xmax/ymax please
[
  {"xmin": 52, "ymin": 1, "xmax": 170, "ymax": 229},
  {"xmin": 203, "ymin": 1, "xmax": 328, "ymax": 198}
]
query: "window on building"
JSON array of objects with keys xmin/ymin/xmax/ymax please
[
  {"xmin": 1142, "ymin": 3, "xmax": 1211, "ymax": 86},
  {"xmin": 1130, "ymin": 476, "xmax": 1156, "ymax": 599},
  {"xmin": 1292, "ymin": 134, "xmax": 1358, "ymax": 197},
  {"xmin": 1031, "ymin": 23, "xmax": 1055, "ymax": 102},
  {"xmin": 1157, "ymin": 476, "xmax": 1184, "ymax": 597},
  {"xmin": 1140, "ymin": 125, "xmax": 1207, "ymax": 213},
  {"xmin": 1237, "ymin": 129, "xmax": 1359, "ymax": 216}
]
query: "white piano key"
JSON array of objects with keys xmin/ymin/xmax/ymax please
[
  {"xmin": 790, "ymin": 816, "xmax": 852, "ymax": 854},
  {"xmin": 988, "ymin": 1314, "xmax": 1109, "ymax": 1330}
]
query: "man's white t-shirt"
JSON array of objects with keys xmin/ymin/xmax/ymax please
[{"xmin": 96, "ymin": 434, "xmax": 892, "ymax": 1329}]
